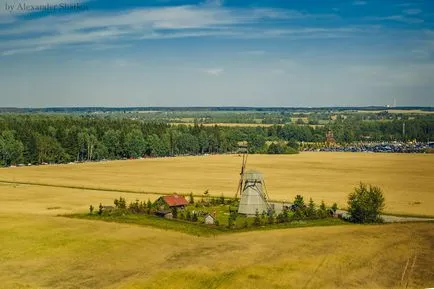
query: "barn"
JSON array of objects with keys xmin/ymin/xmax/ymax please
[{"xmin": 154, "ymin": 194, "xmax": 189, "ymax": 210}]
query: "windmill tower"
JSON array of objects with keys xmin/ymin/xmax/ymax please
[{"xmin": 235, "ymin": 142, "xmax": 271, "ymax": 216}]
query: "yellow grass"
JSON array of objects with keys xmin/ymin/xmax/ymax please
[
  {"xmin": 1, "ymin": 153, "xmax": 433, "ymax": 216},
  {"xmin": 0, "ymin": 165, "xmax": 433, "ymax": 288},
  {"xmin": 0, "ymin": 209, "xmax": 432, "ymax": 288}
]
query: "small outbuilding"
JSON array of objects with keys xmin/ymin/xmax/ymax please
[
  {"xmin": 204, "ymin": 213, "xmax": 216, "ymax": 225},
  {"xmin": 155, "ymin": 210, "xmax": 173, "ymax": 219}
]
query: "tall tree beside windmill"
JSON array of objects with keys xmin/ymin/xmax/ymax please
[{"xmin": 235, "ymin": 142, "xmax": 271, "ymax": 216}]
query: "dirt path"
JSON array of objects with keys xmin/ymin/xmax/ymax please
[{"xmin": 335, "ymin": 210, "xmax": 434, "ymax": 223}]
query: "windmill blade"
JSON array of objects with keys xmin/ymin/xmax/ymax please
[
  {"xmin": 235, "ymin": 177, "xmax": 243, "ymax": 199},
  {"xmin": 261, "ymin": 180, "xmax": 272, "ymax": 210}
]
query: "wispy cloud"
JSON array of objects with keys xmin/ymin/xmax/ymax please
[
  {"xmin": 403, "ymin": 8, "xmax": 421, "ymax": 15},
  {"xmin": 1, "ymin": 45, "xmax": 50, "ymax": 56},
  {"xmin": 245, "ymin": 50, "xmax": 266, "ymax": 55},
  {"xmin": 369, "ymin": 15, "xmax": 423, "ymax": 24},
  {"xmin": 353, "ymin": 1, "xmax": 367, "ymax": 5},
  {"xmin": 203, "ymin": 68, "xmax": 224, "ymax": 76},
  {"xmin": 0, "ymin": 4, "xmax": 344, "ymax": 56}
]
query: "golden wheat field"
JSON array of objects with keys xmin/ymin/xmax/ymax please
[
  {"xmin": 1, "ymin": 152, "xmax": 433, "ymax": 216},
  {"xmin": 0, "ymin": 184, "xmax": 433, "ymax": 289},
  {"xmin": 0, "ymin": 152, "xmax": 434, "ymax": 289}
]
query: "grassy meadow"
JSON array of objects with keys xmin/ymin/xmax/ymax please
[
  {"xmin": 1, "ymin": 152, "xmax": 433, "ymax": 216},
  {"xmin": 0, "ymin": 152, "xmax": 433, "ymax": 288}
]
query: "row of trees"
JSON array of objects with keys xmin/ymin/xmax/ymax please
[
  {"xmin": 1, "ymin": 114, "xmax": 432, "ymax": 166},
  {"xmin": 0, "ymin": 115, "xmax": 304, "ymax": 166}
]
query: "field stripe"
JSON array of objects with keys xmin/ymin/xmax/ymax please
[{"xmin": 0, "ymin": 180, "xmax": 173, "ymax": 196}]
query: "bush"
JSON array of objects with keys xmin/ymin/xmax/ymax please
[
  {"xmin": 191, "ymin": 212, "xmax": 198, "ymax": 222},
  {"xmin": 253, "ymin": 209, "xmax": 261, "ymax": 226},
  {"xmin": 306, "ymin": 198, "xmax": 317, "ymax": 218},
  {"xmin": 347, "ymin": 183, "xmax": 385, "ymax": 223},
  {"xmin": 331, "ymin": 202, "xmax": 338, "ymax": 213},
  {"xmin": 189, "ymin": 192, "xmax": 194, "ymax": 204}
]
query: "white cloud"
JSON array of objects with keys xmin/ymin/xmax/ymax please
[
  {"xmin": 203, "ymin": 68, "xmax": 224, "ymax": 76},
  {"xmin": 0, "ymin": 0, "xmax": 87, "ymax": 15},
  {"xmin": 0, "ymin": 4, "xmax": 346, "ymax": 56},
  {"xmin": 245, "ymin": 50, "xmax": 266, "ymax": 55},
  {"xmin": 353, "ymin": 1, "xmax": 367, "ymax": 5},
  {"xmin": 1, "ymin": 45, "xmax": 50, "ymax": 56},
  {"xmin": 369, "ymin": 15, "xmax": 423, "ymax": 24},
  {"xmin": 403, "ymin": 8, "xmax": 421, "ymax": 15}
]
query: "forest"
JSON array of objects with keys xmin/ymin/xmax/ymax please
[{"xmin": 0, "ymin": 113, "xmax": 433, "ymax": 166}]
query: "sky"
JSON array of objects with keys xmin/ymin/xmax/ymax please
[{"xmin": 0, "ymin": 0, "xmax": 433, "ymax": 107}]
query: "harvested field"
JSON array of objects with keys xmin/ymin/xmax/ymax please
[
  {"xmin": 1, "ymin": 152, "xmax": 433, "ymax": 216},
  {"xmin": 0, "ymin": 153, "xmax": 433, "ymax": 289}
]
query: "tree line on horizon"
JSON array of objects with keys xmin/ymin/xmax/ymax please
[{"xmin": 0, "ymin": 114, "xmax": 432, "ymax": 166}]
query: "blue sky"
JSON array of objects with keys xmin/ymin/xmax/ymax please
[{"xmin": 0, "ymin": 0, "xmax": 433, "ymax": 107}]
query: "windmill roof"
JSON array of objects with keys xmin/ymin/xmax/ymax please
[
  {"xmin": 243, "ymin": 170, "xmax": 264, "ymax": 181},
  {"xmin": 162, "ymin": 194, "xmax": 189, "ymax": 207}
]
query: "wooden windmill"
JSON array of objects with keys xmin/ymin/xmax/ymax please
[{"xmin": 235, "ymin": 142, "xmax": 271, "ymax": 215}]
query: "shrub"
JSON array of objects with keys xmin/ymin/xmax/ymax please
[
  {"xmin": 267, "ymin": 213, "xmax": 275, "ymax": 225},
  {"xmin": 318, "ymin": 200, "xmax": 328, "ymax": 218},
  {"xmin": 189, "ymin": 192, "xmax": 194, "ymax": 204},
  {"xmin": 347, "ymin": 183, "xmax": 385, "ymax": 223},
  {"xmin": 114, "ymin": 197, "xmax": 126, "ymax": 209},
  {"xmin": 171, "ymin": 207, "xmax": 178, "ymax": 219},
  {"xmin": 306, "ymin": 198, "xmax": 317, "ymax": 218},
  {"xmin": 253, "ymin": 209, "xmax": 261, "ymax": 226},
  {"xmin": 331, "ymin": 202, "xmax": 338, "ymax": 213},
  {"xmin": 191, "ymin": 212, "xmax": 198, "ymax": 222}
]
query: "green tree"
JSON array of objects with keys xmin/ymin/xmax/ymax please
[
  {"xmin": 318, "ymin": 200, "xmax": 327, "ymax": 218},
  {"xmin": 89, "ymin": 205, "xmax": 94, "ymax": 214},
  {"xmin": 98, "ymin": 203, "xmax": 103, "ymax": 215},
  {"xmin": 189, "ymin": 192, "xmax": 195, "ymax": 204},
  {"xmin": 267, "ymin": 143, "xmax": 286, "ymax": 154},
  {"xmin": 34, "ymin": 133, "xmax": 66, "ymax": 163},
  {"xmin": 102, "ymin": 129, "xmax": 120, "ymax": 159},
  {"xmin": 331, "ymin": 202, "xmax": 338, "ymax": 213},
  {"xmin": 124, "ymin": 129, "xmax": 145, "ymax": 158},
  {"xmin": 253, "ymin": 209, "xmax": 261, "ymax": 226},
  {"xmin": 347, "ymin": 183, "xmax": 385, "ymax": 223},
  {"xmin": 306, "ymin": 198, "xmax": 317, "ymax": 218},
  {"xmin": 293, "ymin": 195, "xmax": 305, "ymax": 208},
  {"xmin": 267, "ymin": 213, "xmax": 275, "ymax": 224},
  {"xmin": 0, "ymin": 130, "xmax": 24, "ymax": 166}
]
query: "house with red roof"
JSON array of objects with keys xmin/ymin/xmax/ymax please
[{"xmin": 154, "ymin": 194, "xmax": 189, "ymax": 210}]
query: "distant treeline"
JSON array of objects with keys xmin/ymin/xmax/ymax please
[
  {"xmin": 0, "ymin": 114, "xmax": 433, "ymax": 166},
  {"xmin": 0, "ymin": 106, "xmax": 433, "ymax": 113}
]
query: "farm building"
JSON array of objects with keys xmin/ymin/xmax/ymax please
[
  {"xmin": 155, "ymin": 210, "xmax": 173, "ymax": 219},
  {"xmin": 204, "ymin": 213, "xmax": 216, "ymax": 225},
  {"xmin": 154, "ymin": 194, "xmax": 189, "ymax": 210}
]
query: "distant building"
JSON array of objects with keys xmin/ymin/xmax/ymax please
[
  {"xmin": 154, "ymin": 194, "xmax": 189, "ymax": 210},
  {"xmin": 325, "ymin": 130, "xmax": 336, "ymax": 146}
]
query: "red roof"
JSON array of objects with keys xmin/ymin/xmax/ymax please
[{"xmin": 162, "ymin": 195, "xmax": 189, "ymax": 207}]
